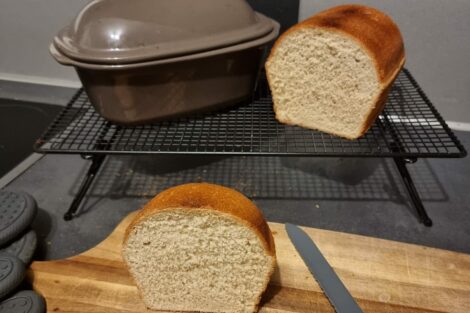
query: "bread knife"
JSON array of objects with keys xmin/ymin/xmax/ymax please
[{"xmin": 285, "ymin": 223, "xmax": 364, "ymax": 313}]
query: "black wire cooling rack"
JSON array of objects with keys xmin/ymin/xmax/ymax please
[
  {"xmin": 34, "ymin": 69, "xmax": 466, "ymax": 158},
  {"xmin": 34, "ymin": 68, "xmax": 466, "ymax": 224}
]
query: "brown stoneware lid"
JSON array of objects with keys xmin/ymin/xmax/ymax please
[{"xmin": 53, "ymin": 0, "xmax": 276, "ymax": 64}]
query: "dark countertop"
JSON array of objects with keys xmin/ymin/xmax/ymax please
[{"xmin": 4, "ymin": 130, "xmax": 469, "ymax": 260}]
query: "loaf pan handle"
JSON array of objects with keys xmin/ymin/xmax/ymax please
[{"xmin": 49, "ymin": 44, "xmax": 74, "ymax": 66}]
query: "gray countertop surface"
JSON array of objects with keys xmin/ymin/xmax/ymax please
[{"xmin": 4, "ymin": 130, "xmax": 469, "ymax": 260}]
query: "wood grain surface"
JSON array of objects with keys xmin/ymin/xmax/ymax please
[{"xmin": 27, "ymin": 212, "xmax": 470, "ymax": 313}]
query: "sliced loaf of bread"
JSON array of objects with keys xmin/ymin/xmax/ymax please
[
  {"xmin": 265, "ymin": 5, "xmax": 405, "ymax": 139},
  {"xmin": 122, "ymin": 183, "xmax": 276, "ymax": 313}
]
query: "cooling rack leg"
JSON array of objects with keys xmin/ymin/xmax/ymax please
[
  {"xmin": 393, "ymin": 157, "xmax": 433, "ymax": 227},
  {"xmin": 64, "ymin": 154, "xmax": 106, "ymax": 221}
]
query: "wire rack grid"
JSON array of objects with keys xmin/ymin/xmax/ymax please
[{"xmin": 34, "ymin": 69, "xmax": 466, "ymax": 158}]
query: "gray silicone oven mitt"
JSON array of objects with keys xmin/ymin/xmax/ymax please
[
  {"xmin": 0, "ymin": 191, "xmax": 37, "ymax": 246},
  {"xmin": 0, "ymin": 253, "xmax": 25, "ymax": 299},
  {"xmin": 0, "ymin": 229, "xmax": 37, "ymax": 265},
  {"xmin": 0, "ymin": 290, "xmax": 46, "ymax": 313}
]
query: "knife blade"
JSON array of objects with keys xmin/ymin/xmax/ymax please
[{"xmin": 285, "ymin": 223, "xmax": 364, "ymax": 313}]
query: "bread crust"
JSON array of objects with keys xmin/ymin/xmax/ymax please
[
  {"xmin": 124, "ymin": 183, "xmax": 276, "ymax": 257},
  {"xmin": 266, "ymin": 4, "xmax": 405, "ymax": 139},
  {"xmin": 123, "ymin": 183, "xmax": 276, "ymax": 313},
  {"xmin": 359, "ymin": 60, "xmax": 404, "ymax": 136}
]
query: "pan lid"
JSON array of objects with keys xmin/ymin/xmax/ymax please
[{"xmin": 53, "ymin": 0, "xmax": 276, "ymax": 64}]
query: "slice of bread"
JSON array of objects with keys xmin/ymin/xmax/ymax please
[
  {"xmin": 122, "ymin": 183, "xmax": 276, "ymax": 313},
  {"xmin": 265, "ymin": 5, "xmax": 405, "ymax": 139}
]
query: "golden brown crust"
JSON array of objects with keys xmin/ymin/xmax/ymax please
[
  {"xmin": 266, "ymin": 4, "xmax": 406, "ymax": 140},
  {"xmin": 359, "ymin": 58, "xmax": 404, "ymax": 136},
  {"xmin": 269, "ymin": 5, "xmax": 405, "ymax": 83},
  {"xmin": 124, "ymin": 183, "xmax": 276, "ymax": 257},
  {"xmin": 310, "ymin": 5, "xmax": 404, "ymax": 83}
]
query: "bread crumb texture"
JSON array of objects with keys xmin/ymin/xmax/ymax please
[
  {"xmin": 266, "ymin": 27, "xmax": 380, "ymax": 139},
  {"xmin": 124, "ymin": 208, "xmax": 274, "ymax": 313}
]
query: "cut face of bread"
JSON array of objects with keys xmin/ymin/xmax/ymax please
[
  {"xmin": 266, "ymin": 28, "xmax": 380, "ymax": 139},
  {"xmin": 123, "ymin": 208, "xmax": 274, "ymax": 313}
]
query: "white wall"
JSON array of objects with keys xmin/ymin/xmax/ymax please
[
  {"xmin": 0, "ymin": 0, "xmax": 469, "ymax": 122},
  {"xmin": 0, "ymin": 0, "xmax": 88, "ymax": 87}
]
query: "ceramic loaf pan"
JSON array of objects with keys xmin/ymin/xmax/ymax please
[{"xmin": 51, "ymin": 0, "xmax": 280, "ymax": 124}]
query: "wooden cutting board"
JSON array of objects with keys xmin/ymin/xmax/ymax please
[{"xmin": 27, "ymin": 212, "xmax": 470, "ymax": 313}]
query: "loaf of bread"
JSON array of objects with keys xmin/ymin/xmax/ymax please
[
  {"xmin": 122, "ymin": 183, "xmax": 276, "ymax": 313},
  {"xmin": 265, "ymin": 5, "xmax": 405, "ymax": 139}
]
